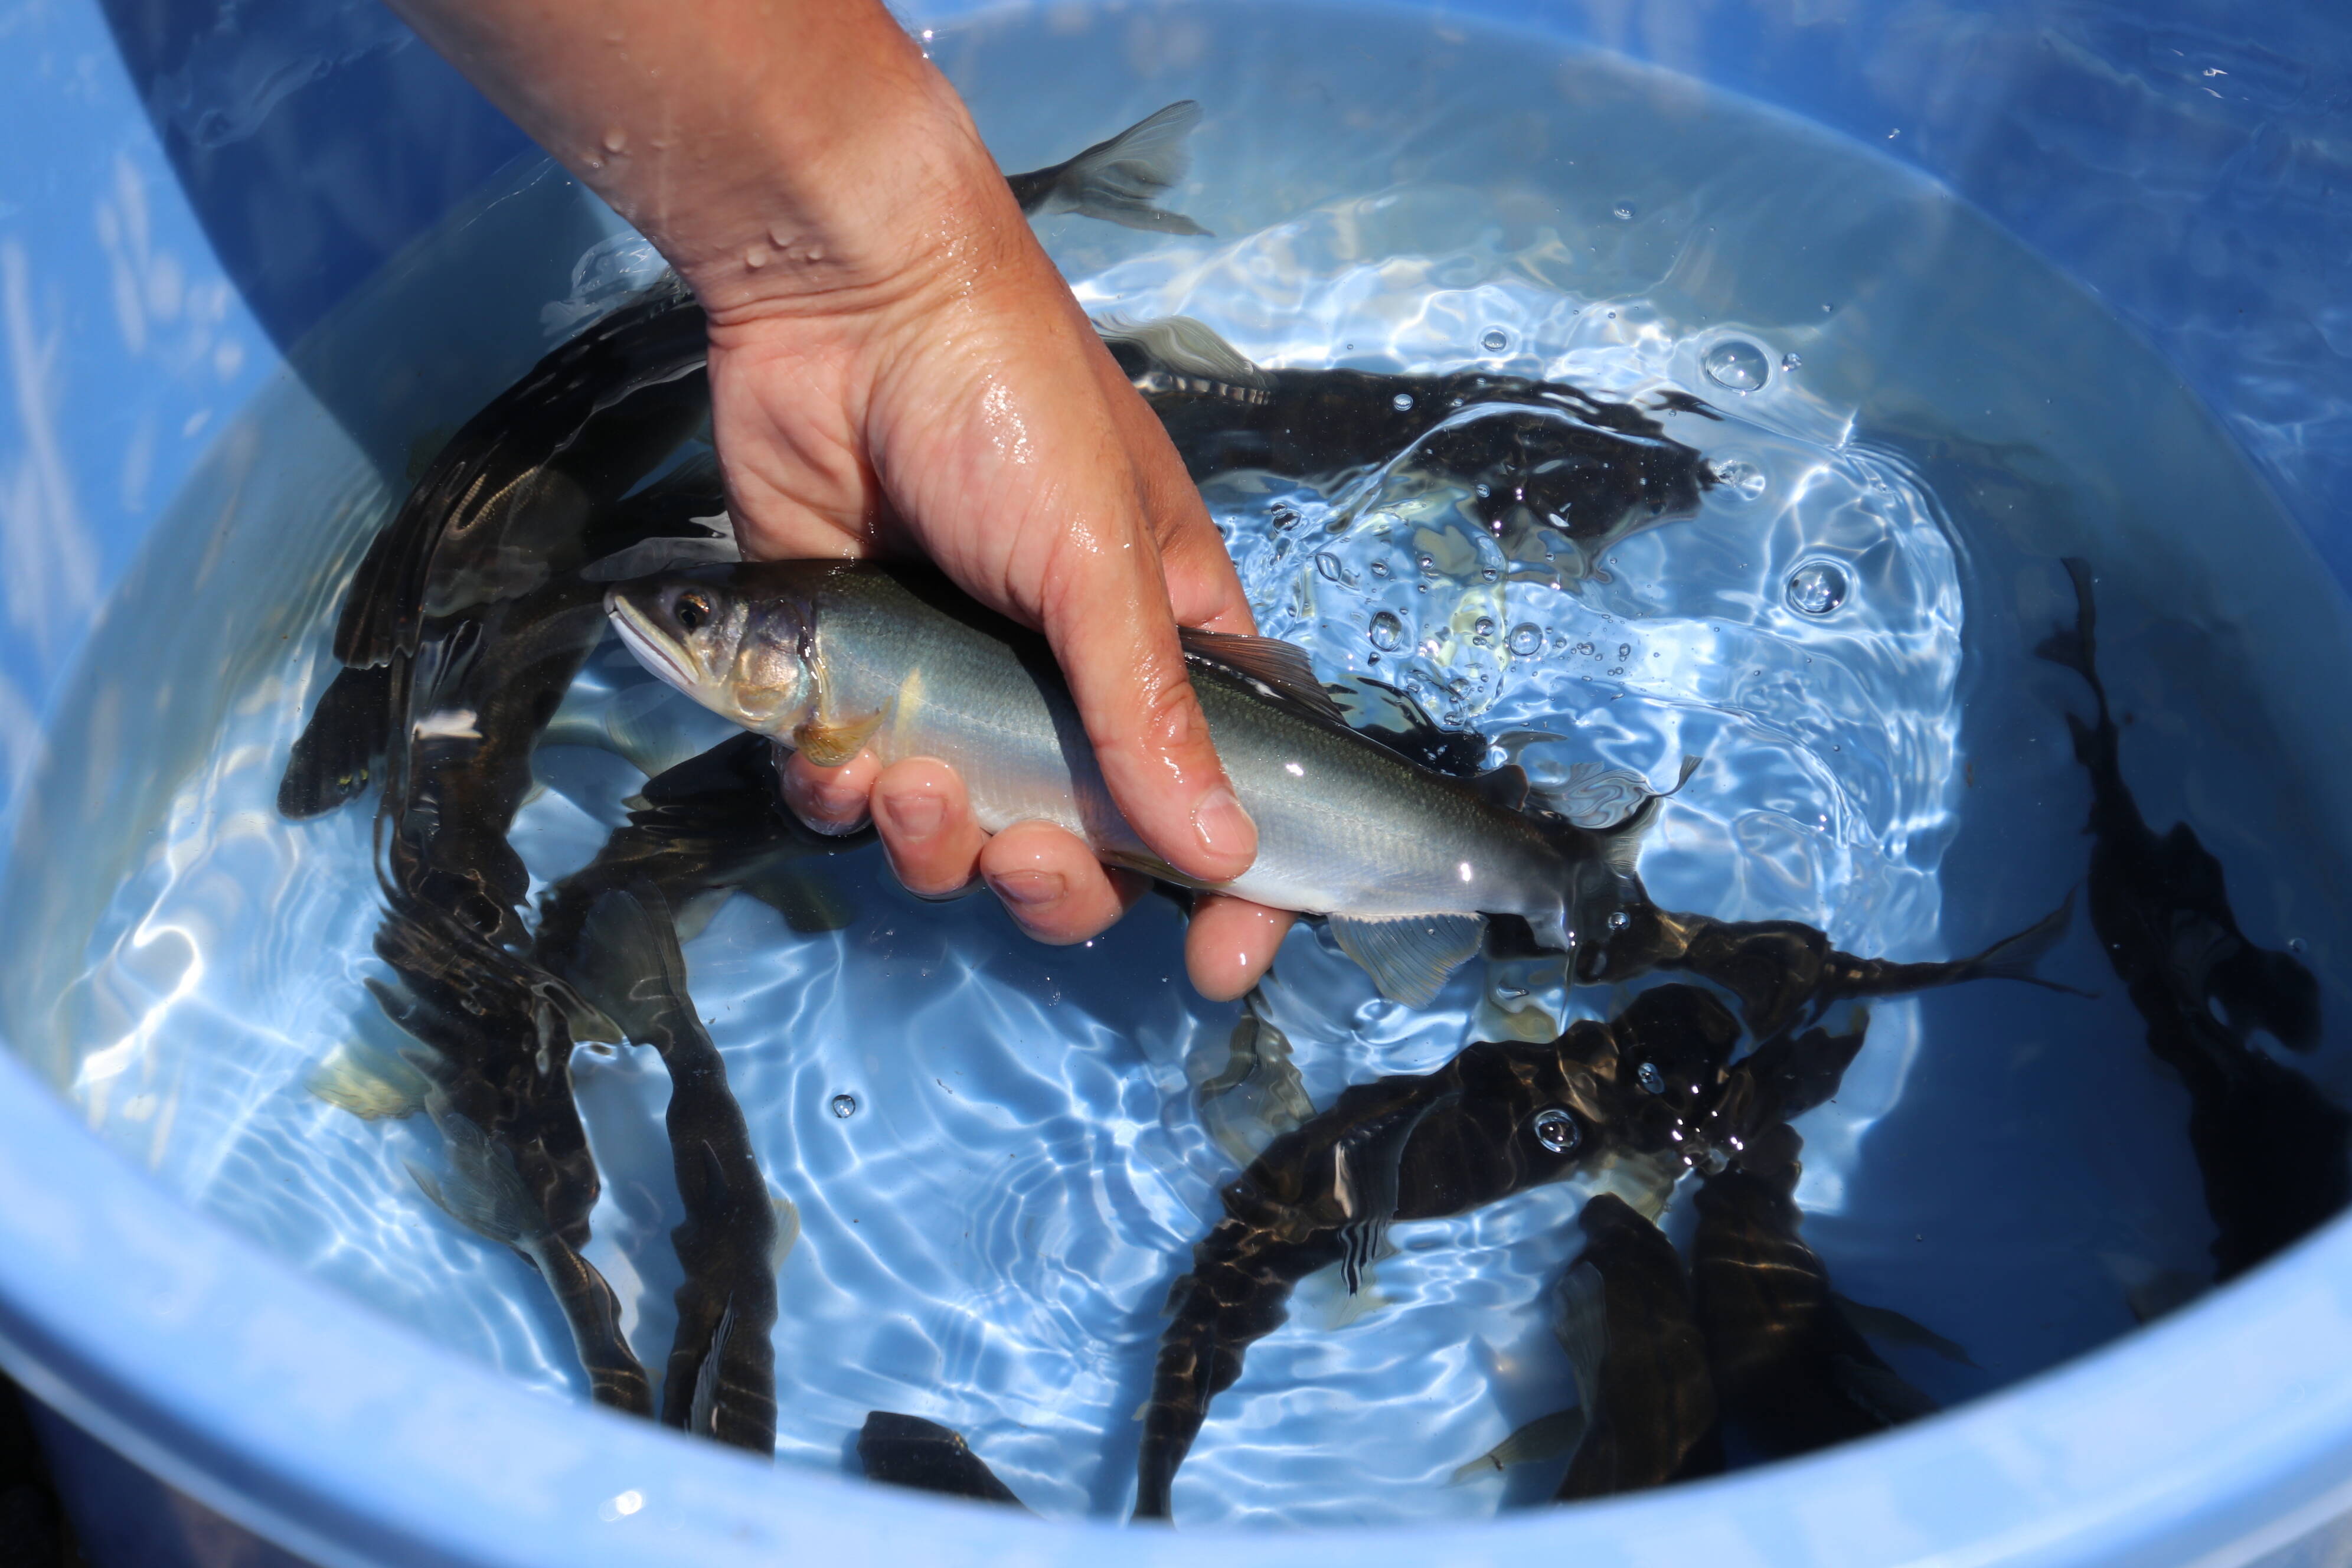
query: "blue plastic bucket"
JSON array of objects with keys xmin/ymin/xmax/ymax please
[{"xmin": 4, "ymin": 1, "xmax": 2350, "ymax": 1563}]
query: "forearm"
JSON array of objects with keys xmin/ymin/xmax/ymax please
[{"xmin": 381, "ymin": 0, "xmax": 1012, "ymax": 323}]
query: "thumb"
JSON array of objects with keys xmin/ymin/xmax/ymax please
[{"xmin": 1037, "ymin": 529, "xmax": 1257, "ymax": 887}]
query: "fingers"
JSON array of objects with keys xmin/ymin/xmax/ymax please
[
  {"xmin": 1183, "ymin": 896, "xmax": 1294, "ymax": 1002},
  {"xmin": 869, "ymin": 757, "xmax": 984, "ymax": 897},
  {"xmin": 779, "ymin": 747, "xmax": 880, "ymax": 834},
  {"xmin": 978, "ymin": 822, "xmax": 1145, "ymax": 944}
]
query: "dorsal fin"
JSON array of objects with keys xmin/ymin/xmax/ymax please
[
  {"xmin": 1180, "ymin": 628, "xmax": 1348, "ymax": 725},
  {"xmin": 1471, "ymin": 765, "xmax": 1530, "ymax": 811}
]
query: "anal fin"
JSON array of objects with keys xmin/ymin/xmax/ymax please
[{"xmin": 1329, "ymin": 912, "xmax": 1485, "ymax": 1007}]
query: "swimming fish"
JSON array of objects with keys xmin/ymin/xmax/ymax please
[
  {"xmin": 606, "ymin": 560, "xmax": 1670, "ymax": 1005},
  {"xmin": 1691, "ymin": 1123, "xmax": 1938, "ymax": 1459},
  {"xmin": 1101, "ymin": 315, "xmax": 1714, "ymax": 579},
  {"xmin": 1551, "ymin": 1193, "xmax": 1720, "ymax": 1501},
  {"xmin": 528, "ymin": 737, "xmax": 875, "ymax": 1453},
  {"xmin": 2037, "ymin": 557, "xmax": 2348, "ymax": 1279},
  {"xmin": 857, "ymin": 1412, "xmax": 1030, "ymax": 1507},
  {"xmin": 406, "ymin": 1104, "xmax": 652, "ymax": 1416},
  {"xmin": 1132, "ymin": 985, "xmax": 1743, "ymax": 1520},
  {"xmin": 1575, "ymin": 893, "xmax": 2079, "ymax": 1040}
]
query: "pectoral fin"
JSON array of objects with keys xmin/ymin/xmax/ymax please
[
  {"xmin": 790, "ymin": 710, "xmax": 884, "ymax": 768},
  {"xmin": 1328, "ymin": 912, "xmax": 1485, "ymax": 1007}
]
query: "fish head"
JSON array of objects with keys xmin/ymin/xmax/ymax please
[{"xmin": 604, "ymin": 571, "xmax": 818, "ymax": 734}]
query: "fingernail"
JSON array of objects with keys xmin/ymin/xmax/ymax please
[
  {"xmin": 988, "ymin": 870, "xmax": 1066, "ymax": 908},
  {"xmin": 1191, "ymin": 783, "xmax": 1257, "ymax": 867},
  {"xmin": 880, "ymin": 789, "xmax": 944, "ymax": 839},
  {"xmin": 808, "ymin": 779, "xmax": 864, "ymax": 818}
]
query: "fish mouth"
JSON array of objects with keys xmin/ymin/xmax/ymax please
[{"xmin": 605, "ymin": 589, "xmax": 700, "ymax": 696}]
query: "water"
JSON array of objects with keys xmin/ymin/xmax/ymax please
[{"xmin": 8, "ymin": 0, "xmax": 2352, "ymax": 1532}]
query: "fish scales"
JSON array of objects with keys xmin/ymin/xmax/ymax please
[{"xmin": 607, "ymin": 560, "xmax": 1639, "ymax": 1004}]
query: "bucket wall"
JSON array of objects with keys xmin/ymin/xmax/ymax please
[{"xmin": 1, "ymin": 1, "xmax": 2348, "ymax": 1565}]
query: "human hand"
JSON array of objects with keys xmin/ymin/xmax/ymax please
[
  {"xmin": 701, "ymin": 120, "xmax": 1292, "ymax": 1001},
  {"xmin": 383, "ymin": 0, "xmax": 1291, "ymax": 998}
]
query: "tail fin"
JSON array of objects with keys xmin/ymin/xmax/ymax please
[
  {"xmin": 1012, "ymin": 101, "xmax": 1211, "ymax": 234},
  {"xmin": 407, "ymin": 1111, "xmax": 550, "ymax": 1246},
  {"xmin": 1954, "ymin": 892, "xmax": 2092, "ymax": 995}
]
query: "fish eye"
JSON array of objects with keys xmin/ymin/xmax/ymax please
[
  {"xmin": 1531, "ymin": 1106, "xmax": 1580, "ymax": 1155},
  {"xmin": 674, "ymin": 590, "xmax": 713, "ymax": 632}
]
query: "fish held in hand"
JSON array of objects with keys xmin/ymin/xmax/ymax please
[{"xmin": 606, "ymin": 560, "xmax": 1662, "ymax": 1005}]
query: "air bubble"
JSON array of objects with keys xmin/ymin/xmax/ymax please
[
  {"xmin": 1701, "ymin": 339, "xmax": 1770, "ymax": 393},
  {"xmin": 1533, "ymin": 1107, "xmax": 1581, "ymax": 1154},
  {"xmin": 1416, "ymin": 553, "xmax": 1438, "ymax": 576},
  {"xmin": 1315, "ymin": 551, "xmax": 1342, "ymax": 582},
  {"xmin": 2291, "ymin": 937, "xmax": 2310, "ymax": 955},
  {"xmin": 830, "ymin": 1093, "xmax": 858, "ymax": 1119},
  {"xmin": 1606, "ymin": 909, "xmax": 1630, "ymax": 930},
  {"xmin": 1508, "ymin": 624, "xmax": 1542, "ymax": 656},
  {"xmin": 1269, "ymin": 502, "xmax": 1300, "ymax": 530},
  {"xmin": 1393, "ymin": 392, "xmax": 1415, "ymax": 412},
  {"xmin": 1710, "ymin": 459, "xmax": 1768, "ymax": 502},
  {"xmin": 1612, "ymin": 202, "xmax": 1635, "ymax": 221},
  {"xmin": 1368, "ymin": 612, "xmax": 1405, "ymax": 651},
  {"xmin": 1617, "ymin": 643, "xmax": 1631, "ymax": 660},
  {"xmin": 1473, "ymin": 616, "xmax": 1495, "ymax": 642},
  {"xmin": 1786, "ymin": 560, "xmax": 1851, "ymax": 616},
  {"xmin": 1636, "ymin": 1061, "xmax": 1665, "ymax": 1096},
  {"xmin": 1576, "ymin": 641, "xmax": 1595, "ymax": 657},
  {"xmin": 1781, "ymin": 351, "xmax": 1804, "ymax": 372},
  {"xmin": 1481, "ymin": 328, "xmax": 1510, "ymax": 352},
  {"xmin": 1369, "ymin": 560, "xmax": 1391, "ymax": 578}
]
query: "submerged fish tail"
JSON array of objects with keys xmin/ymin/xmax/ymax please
[{"xmin": 1007, "ymin": 100, "xmax": 1209, "ymax": 234}]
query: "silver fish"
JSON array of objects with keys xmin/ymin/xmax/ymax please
[{"xmin": 605, "ymin": 560, "xmax": 1661, "ymax": 1005}]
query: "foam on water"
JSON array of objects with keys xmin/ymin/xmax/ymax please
[{"xmin": 8, "ymin": 0, "xmax": 2352, "ymax": 1528}]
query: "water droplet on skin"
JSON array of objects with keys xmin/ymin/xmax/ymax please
[
  {"xmin": 1533, "ymin": 1107, "xmax": 1581, "ymax": 1154},
  {"xmin": 1782, "ymin": 351, "xmax": 1804, "ymax": 372},
  {"xmin": 1508, "ymin": 624, "xmax": 1541, "ymax": 656},
  {"xmin": 1481, "ymin": 328, "xmax": 1509, "ymax": 352},
  {"xmin": 1612, "ymin": 202, "xmax": 1636, "ymax": 221},
  {"xmin": 1473, "ymin": 616, "xmax": 1495, "ymax": 642},
  {"xmin": 1368, "ymin": 612, "xmax": 1405, "ymax": 651},
  {"xmin": 1636, "ymin": 1060, "xmax": 1665, "ymax": 1095},
  {"xmin": 1315, "ymin": 551, "xmax": 1342, "ymax": 582},
  {"xmin": 831, "ymin": 1093, "xmax": 858, "ymax": 1119},
  {"xmin": 1606, "ymin": 909, "xmax": 1631, "ymax": 930},
  {"xmin": 1710, "ymin": 459, "xmax": 1768, "ymax": 502},
  {"xmin": 1393, "ymin": 392, "xmax": 1415, "ymax": 412},
  {"xmin": 602, "ymin": 127, "xmax": 628, "ymax": 154},
  {"xmin": 1786, "ymin": 560, "xmax": 1852, "ymax": 616},
  {"xmin": 1701, "ymin": 339, "xmax": 1770, "ymax": 393}
]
